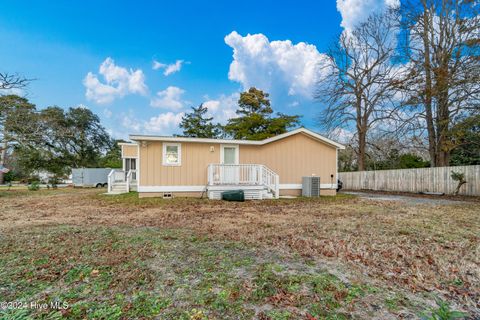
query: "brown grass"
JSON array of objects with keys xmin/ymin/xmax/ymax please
[{"xmin": 1, "ymin": 188, "xmax": 479, "ymax": 315}]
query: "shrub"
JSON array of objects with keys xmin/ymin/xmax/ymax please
[
  {"xmin": 3, "ymin": 170, "xmax": 15, "ymax": 183},
  {"xmin": 451, "ymin": 171, "xmax": 467, "ymax": 195},
  {"xmin": 28, "ymin": 181, "xmax": 40, "ymax": 191}
]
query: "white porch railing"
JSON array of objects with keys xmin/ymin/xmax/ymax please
[
  {"xmin": 108, "ymin": 169, "xmax": 137, "ymax": 193},
  {"xmin": 207, "ymin": 164, "xmax": 280, "ymax": 198},
  {"xmin": 126, "ymin": 169, "xmax": 137, "ymax": 192}
]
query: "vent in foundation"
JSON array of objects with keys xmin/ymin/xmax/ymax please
[{"xmin": 163, "ymin": 192, "xmax": 173, "ymax": 199}]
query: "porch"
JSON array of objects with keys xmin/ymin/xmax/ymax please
[
  {"xmin": 107, "ymin": 169, "xmax": 137, "ymax": 194},
  {"xmin": 107, "ymin": 164, "xmax": 280, "ymax": 200},
  {"xmin": 207, "ymin": 164, "xmax": 280, "ymax": 200}
]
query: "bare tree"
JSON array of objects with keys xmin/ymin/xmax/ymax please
[
  {"xmin": 0, "ymin": 72, "xmax": 31, "ymax": 91},
  {"xmin": 316, "ymin": 8, "xmax": 404, "ymax": 171},
  {"xmin": 400, "ymin": 0, "xmax": 480, "ymax": 166}
]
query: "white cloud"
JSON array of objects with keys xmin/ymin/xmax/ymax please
[
  {"xmin": 152, "ymin": 59, "xmax": 185, "ymax": 76},
  {"xmin": 224, "ymin": 31, "xmax": 328, "ymax": 100},
  {"xmin": 121, "ymin": 111, "xmax": 184, "ymax": 135},
  {"xmin": 150, "ymin": 86, "xmax": 185, "ymax": 110},
  {"xmin": 144, "ymin": 112, "xmax": 184, "ymax": 133},
  {"xmin": 203, "ymin": 93, "xmax": 239, "ymax": 124},
  {"xmin": 83, "ymin": 57, "xmax": 147, "ymax": 104},
  {"xmin": 152, "ymin": 60, "xmax": 166, "ymax": 70},
  {"xmin": 289, "ymin": 101, "xmax": 300, "ymax": 107},
  {"xmin": 121, "ymin": 114, "xmax": 142, "ymax": 132},
  {"xmin": 337, "ymin": 0, "xmax": 399, "ymax": 31},
  {"xmin": 0, "ymin": 88, "xmax": 24, "ymax": 96}
]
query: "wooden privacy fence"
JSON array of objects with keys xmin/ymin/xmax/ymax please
[{"xmin": 338, "ymin": 165, "xmax": 480, "ymax": 196}]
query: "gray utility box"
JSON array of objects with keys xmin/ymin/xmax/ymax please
[
  {"xmin": 72, "ymin": 168, "xmax": 112, "ymax": 188},
  {"xmin": 302, "ymin": 176, "xmax": 320, "ymax": 197}
]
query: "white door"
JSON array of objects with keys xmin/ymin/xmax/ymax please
[
  {"xmin": 124, "ymin": 158, "xmax": 137, "ymax": 180},
  {"xmin": 221, "ymin": 145, "xmax": 239, "ymax": 184}
]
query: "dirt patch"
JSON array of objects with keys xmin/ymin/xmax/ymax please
[
  {"xmin": 342, "ymin": 191, "xmax": 472, "ymax": 205},
  {"xmin": 342, "ymin": 189, "xmax": 480, "ymax": 203},
  {"xmin": 1, "ymin": 189, "xmax": 479, "ymax": 317}
]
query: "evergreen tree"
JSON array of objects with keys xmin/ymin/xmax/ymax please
[
  {"xmin": 178, "ymin": 104, "xmax": 222, "ymax": 138},
  {"xmin": 224, "ymin": 87, "xmax": 300, "ymax": 140},
  {"xmin": 449, "ymin": 115, "xmax": 480, "ymax": 165}
]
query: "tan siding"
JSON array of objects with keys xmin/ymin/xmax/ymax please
[
  {"xmin": 279, "ymin": 189, "xmax": 301, "ymax": 197},
  {"xmin": 139, "ymin": 141, "xmax": 219, "ymax": 186},
  {"xmin": 122, "ymin": 145, "xmax": 138, "ymax": 158},
  {"xmin": 240, "ymin": 133, "xmax": 337, "ymax": 185},
  {"xmin": 139, "ymin": 132, "xmax": 337, "ymax": 187}
]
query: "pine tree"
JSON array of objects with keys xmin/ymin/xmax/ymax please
[
  {"xmin": 224, "ymin": 87, "xmax": 300, "ymax": 140},
  {"xmin": 178, "ymin": 104, "xmax": 222, "ymax": 138}
]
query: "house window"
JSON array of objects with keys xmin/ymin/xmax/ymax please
[
  {"xmin": 162, "ymin": 143, "xmax": 181, "ymax": 166},
  {"xmin": 221, "ymin": 145, "xmax": 239, "ymax": 164}
]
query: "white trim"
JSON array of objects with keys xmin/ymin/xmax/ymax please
[
  {"xmin": 220, "ymin": 144, "xmax": 239, "ymax": 164},
  {"xmin": 118, "ymin": 142, "xmax": 137, "ymax": 146},
  {"xmin": 279, "ymin": 183, "xmax": 338, "ymax": 189},
  {"xmin": 139, "ymin": 185, "xmax": 270, "ymax": 193},
  {"xmin": 162, "ymin": 142, "xmax": 182, "ymax": 166},
  {"xmin": 262, "ymin": 128, "xmax": 344, "ymax": 149},
  {"xmin": 280, "ymin": 184, "xmax": 302, "ymax": 189},
  {"xmin": 137, "ymin": 143, "xmax": 141, "ymax": 186},
  {"xmin": 207, "ymin": 185, "xmax": 266, "ymax": 191},
  {"xmin": 138, "ymin": 185, "xmax": 205, "ymax": 192},
  {"xmin": 130, "ymin": 128, "xmax": 345, "ymax": 149},
  {"xmin": 336, "ymin": 149, "xmax": 338, "ymax": 187},
  {"xmin": 139, "ymin": 183, "xmax": 338, "ymax": 193}
]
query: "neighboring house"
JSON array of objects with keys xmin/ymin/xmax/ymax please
[{"xmin": 109, "ymin": 128, "xmax": 345, "ymax": 199}]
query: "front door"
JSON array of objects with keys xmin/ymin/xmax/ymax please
[
  {"xmin": 124, "ymin": 158, "xmax": 137, "ymax": 180},
  {"xmin": 221, "ymin": 145, "xmax": 238, "ymax": 184}
]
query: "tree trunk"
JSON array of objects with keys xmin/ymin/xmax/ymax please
[
  {"xmin": 434, "ymin": 51, "xmax": 451, "ymax": 167},
  {"xmin": 355, "ymin": 93, "xmax": 367, "ymax": 171},
  {"xmin": 357, "ymin": 128, "xmax": 367, "ymax": 171},
  {"xmin": 0, "ymin": 140, "xmax": 7, "ymax": 185},
  {"xmin": 421, "ymin": 5, "xmax": 437, "ymax": 167},
  {"xmin": 435, "ymin": 103, "xmax": 451, "ymax": 167}
]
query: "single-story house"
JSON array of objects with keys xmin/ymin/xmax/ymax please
[{"xmin": 109, "ymin": 128, "xmax": 345, "ymax": 199}]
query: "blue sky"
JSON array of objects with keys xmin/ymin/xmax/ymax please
[{"xmin": 0, "ymin": 0, "xmax": 395, "ymax": 139}]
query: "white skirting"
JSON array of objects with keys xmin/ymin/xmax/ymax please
[
  {"xmin": 138, "ymin": 183, "xmax": 337, "ymax": 193},
  {"xmin": 279, "ymin": 183, "xmax": 337, "ymax": 189}
]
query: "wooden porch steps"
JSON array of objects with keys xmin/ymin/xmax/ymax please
[{"xmin": 108, "ymin": 180, "xmax": 137, "ymax": 194}]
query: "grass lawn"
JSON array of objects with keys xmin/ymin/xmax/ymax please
[{"xmin": 0, "ymin": 189, "xmax": 478, "ymax": 319}]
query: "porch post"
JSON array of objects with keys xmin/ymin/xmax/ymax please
[
  {"xmin": 259, "ymin": 165, "xmax": 264, "ymax": 186},
  {"xmin": 207, "ymin": 164, "xmax": 212, "ymax": 185}
]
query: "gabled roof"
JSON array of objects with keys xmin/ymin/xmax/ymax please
[{"xmin": 129, "ymin": 127, "xmax": 345, "ymax": 149}]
